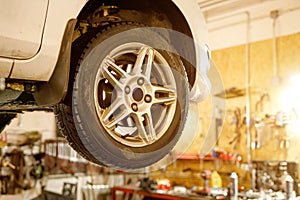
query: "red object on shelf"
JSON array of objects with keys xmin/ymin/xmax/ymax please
[
  {"xmin": 157, "ymin": 179, "xmax": 172, "ymax": 190},
  {"xmin": 176, "ymin": 153, "xmax": 241, "ymax": 162},
  {"xmin": 177, "ymin": 153, "xmax": 200, "ymax": 160}
]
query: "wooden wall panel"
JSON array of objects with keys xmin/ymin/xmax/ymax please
[{"xmin": 204, "ymin": 30, "xmax": 300, "ymax": 177}]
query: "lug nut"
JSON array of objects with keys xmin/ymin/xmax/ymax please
[
  {"xmin": 125, "ymin": 86, "xmax": 131, "ymax": 94},
  {"xmin": 131, "ymin": 103, "xmax": 138, "ymax": 112},
  {"xmin": 145, "ymin": 95, "xmax": 152, "ymax": 103},
  {"xmin": 137, "ymin": 78, "xmax": 144, "ymax": 86}
]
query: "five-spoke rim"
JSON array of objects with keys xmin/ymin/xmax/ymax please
[{"xmin": 94, "ymin": 43, "xmax": 177, "ymax": 147}]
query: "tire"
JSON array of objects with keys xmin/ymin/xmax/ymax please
[{"xmin": 56, "ymin": 22, "xmax": 189, "ymax": 169}]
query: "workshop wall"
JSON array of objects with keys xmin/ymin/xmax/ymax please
[
  {"xmin": 211, "ymin": 31, "xmax": 300, "ymax": 162},
  {"xmin": 213, "ymin": 30, "xmax": 300, "ymax": 183},
  {"xmin": 151, "ymin": 31, "xmax": 300, "ymax": 190}
]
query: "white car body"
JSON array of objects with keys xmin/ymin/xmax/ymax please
[{"xmin": 0, "ymin": 0, "xmax": 210, "ymax": 101}]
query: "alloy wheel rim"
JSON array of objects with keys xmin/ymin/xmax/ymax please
[{"xmin": 94, "ymin": 42, "xmax": 177, "ymax": 147}]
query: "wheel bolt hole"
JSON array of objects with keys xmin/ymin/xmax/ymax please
[
  {"xmin": 125, "ymin": 86, "xmax": 131, "ymax": 94},
  {"xmin": 145, "ymin": 95, "xmax": 152, "ymax": 103},
  {"xmin": 137, "ymin": 78, "xmax": 144, "ymax": 86},
  {"xmin": 131, "ymin": 103, "xmax": 138, "ymax": 112}
]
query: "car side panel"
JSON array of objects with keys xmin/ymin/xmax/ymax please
[
  {"xmin": 0, "ymin": 58, "xmax": 13, "ymax": 78},
  {"xmin": 0, "ymin": 0, "xmax": 48, "ymax": 60},
  {"xmin": 9, "ymin": 0, "xmax": 86, "ymax": 81}
]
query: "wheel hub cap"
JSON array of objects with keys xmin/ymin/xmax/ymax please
[{"xmin": 132, "ymin": 88, "xmax": 143, "ymax": 102}]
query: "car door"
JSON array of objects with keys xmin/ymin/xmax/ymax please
[{"xmin": 0, "ymin": 0, "xmax": 48, "ymax": 60}]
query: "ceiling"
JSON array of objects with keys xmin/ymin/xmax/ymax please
[
  {"xmin": 197, "ymin": 0, "xmax": 300, "ymax": 49},
  {"xmin": 197, "ymin": 0, "xmax": 300, "ymax": 22},
  {"xmin": 198, "ymin": 0, "xmax": 268, "ymax": 18}
]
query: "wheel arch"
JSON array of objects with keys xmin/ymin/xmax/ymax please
[{"xmin": 76, "ymin": 0, "xmax": 197, "ymax": 86}]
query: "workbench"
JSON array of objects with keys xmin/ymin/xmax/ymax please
[{"xmin": 111, "ymin": 186, "xmax": 212, "ymax": 200}]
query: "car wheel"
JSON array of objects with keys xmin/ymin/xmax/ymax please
[{"xmin": 56, "ymin": 22, "xmax": 189, "ymax": 169}]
